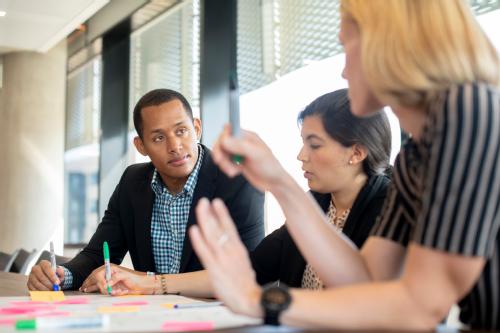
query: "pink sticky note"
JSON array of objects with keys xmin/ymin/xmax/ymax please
[
  {"xmin": 33, "ymin": 310, "xmax": 71, "ymax": 318},
  {"xmin": 113, "ymin": 301, "xmax": 149, "ymax": 306},
  {"xmin": 161, "ymin": 321, "xmax": 214, "ymax": 332},
  {"xmin": 0, "ymin": 305, "xmax": 56, "ymax": 316},
  {"xmin": 0, "ymin": 318, "xmax": 16, "ymax": 326}
]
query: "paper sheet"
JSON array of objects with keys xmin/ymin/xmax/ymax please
[{"xmin": 0, "ymin": 294, "xmax": 261, "ymax": 332}]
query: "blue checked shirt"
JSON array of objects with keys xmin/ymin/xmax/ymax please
[
  {"xmin": 150, "ymin": 146, "xmax": 203, "ymax": 274},
  {"xmin": 61, "ymin": 145, "xmax": 204, "ymax": 289}
]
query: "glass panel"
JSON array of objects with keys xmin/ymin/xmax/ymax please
[{"xmin": 64, "ymin": 58, "xmax": 102, "ymax": 244}]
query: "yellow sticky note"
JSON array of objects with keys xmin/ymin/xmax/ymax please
[
  {"xmin": 29, "ymin": 291, "xmax": 65, "ymax": 302},
  {"xmin": 97, "ymin": 306, "xmax": 139, "ymax": 313}
]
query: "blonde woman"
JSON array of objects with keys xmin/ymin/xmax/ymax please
[{"xmin": 190, "ymin": 0, "xmax": 500, "ymax": 330}]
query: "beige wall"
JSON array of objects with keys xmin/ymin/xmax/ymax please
[{"xmin": 0, "ymin": 41, "xmax": 66, "ymax": 256}]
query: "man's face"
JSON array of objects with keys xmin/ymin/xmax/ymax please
[{"xmin": 134, "ymin": 100, "xmax": 202, "ymax": 188}]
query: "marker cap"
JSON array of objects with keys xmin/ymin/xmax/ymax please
[{"xmin": 16, "ymin": 319, "xmax": 36, "ymax": 330}]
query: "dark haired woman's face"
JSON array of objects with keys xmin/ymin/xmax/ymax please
[{"xmin": 297, "ymin": 115, "xmax": 357, "ymax": 194}]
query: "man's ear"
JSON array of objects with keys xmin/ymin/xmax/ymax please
[
  {"xmin": 193, "ymin": 118, "xmax": 202, "ymax": 141},
  {"xmin": 133, "ymin": 136, "xmax": 148, "ymax": 156}
]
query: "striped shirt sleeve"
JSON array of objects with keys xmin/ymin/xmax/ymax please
[{"xmin": 414, "ymin": 83, "xmax": 500, "ymax": 258}]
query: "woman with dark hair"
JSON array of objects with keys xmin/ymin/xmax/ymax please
[
  {"xmin": 253, "ymin": 88, "xmax": 391, "ymax": 289},
  {"xmin": 91, "ymin": 88, "xmax": 393, "ymax": 295}
]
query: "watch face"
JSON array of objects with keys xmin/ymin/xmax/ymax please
[{"xmin": 262, "ymin": 286, "xmax": 291, "ymax": 312}]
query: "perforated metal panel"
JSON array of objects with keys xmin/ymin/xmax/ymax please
[
  {"xmin": 278, "ymin": 0, "xmax": 341, "ymax": 75},
  {"xmin": 470, "ymin": 0, "xmax": 500, "ymax": 14},
  {"xmin": 129, "ymin": 0, "xmax": 200, "ymax": 127},
  {"xmin": 65, "ymin": 57, "xmax": 102, "ymax": 150},
  {"xmin": 237, "ymin": 0, "xmax": 276, "ymax": 94},
  {"xmin": 237, "ymin": 0, "xmax": 500, "ymax": 95}
]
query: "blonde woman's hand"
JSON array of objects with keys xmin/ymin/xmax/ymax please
[
  {"xmin": 212, "ymin": 125, "xmax": 288, "ymax": 192},
  {"xmin": 189, "ymin": 198, "xmax": 263, "ymax": 318}
]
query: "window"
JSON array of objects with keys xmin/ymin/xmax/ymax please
[
  {"xmin": 64, "ymin": 57, "xmax": 102, "ymax": 244},
  {"xmin": 128, "ymin": 0, "xmax": 200, "ymax": 165}
]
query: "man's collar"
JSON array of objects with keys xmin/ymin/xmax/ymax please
[{"xmin": 150, "ymin": 144, "xmax": 204, "ymax": 196}]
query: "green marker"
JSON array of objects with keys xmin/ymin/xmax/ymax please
[{"xmin": 103, "ymin": 241, "xmax": 112, "ymax": 295}]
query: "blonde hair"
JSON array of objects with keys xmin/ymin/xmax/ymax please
[{"xmin": 340, "ymin": 0, "xmax": 500, "ymax": 108}]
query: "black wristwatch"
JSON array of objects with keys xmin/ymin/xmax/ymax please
[{"xmin": 260, "ymin": 283, "xmax": 292, "ymax": 326}]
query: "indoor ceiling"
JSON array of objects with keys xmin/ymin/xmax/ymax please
[{"xmin": 0, "ymin": 0, "xmax": 109, "ymax": 54}]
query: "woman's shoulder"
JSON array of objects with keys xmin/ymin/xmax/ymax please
[{"xmin": 427, "ymin": 82, "xmax": 499, "ymax": 133}]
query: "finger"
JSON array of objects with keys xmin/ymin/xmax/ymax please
[
  {"xmin": 80, "ymin": 277, "xmax": 91, "ymax": 291},
  {"xmin": 39, "ymin": 261, "xmax": 59, "ymax": 284},
  {"xmin": 220, "ymin": 132, "xmax": 255, "ymax": 157},
  {"xmin": 55, "ymin": 267, "xmax": 65, "ymax": 283},
  {"xmin": 212, "ymin": 128, "xmax": 243, "ymax": 177},
  {"xmin": 111, "ymin": 288, "xmax": 129, "ymax": 296},
  {"xmin": 195, "ymin": 198, "xmax": 224, "ymax": 253},
  {"xmin": 32, "ymin": 266, "xmax": 55, "ymax": 290},
  {"xmin": 212, "ymin": 199, "xmax": 240, "ymax": 240},
  {"xmin": 109, "ymin": 271, "xmax": 127, "ymax": 287},
  {"xmin": 189, "ymin": 225, "xmax": 219, "ymax": 271},
  {"xmin": 80, "ymin": 268, "xmax": 98, "ymax": 290},
  {"xmin": 31, "ymin": 278, "xmax": 51, "ymax": 291},
  {"xmin": 84, "ymin": 282, "xmax": 100, "ymax": 293},
  {"xmin": 97, "ymin": 279, "xmax": 108, "ymax": 295}
]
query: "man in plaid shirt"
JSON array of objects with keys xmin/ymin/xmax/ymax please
[{"xmin": 28, "ymin": 89, "xmax": 264, "ymax": 291}]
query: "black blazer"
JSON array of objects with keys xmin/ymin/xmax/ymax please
[
  {"xmin": 63, "ymin": 145, "xmax": 265, "ymax": 289},
  {"xmin": 250, "ymin": 175, "xmax": 390, "ymax": 288}
]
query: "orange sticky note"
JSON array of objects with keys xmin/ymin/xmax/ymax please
[
  {"xmin": 97, "ymin": 306, "xmax": 139, "ymax": 313},
  {"xmin": 29, "ymin": 291, "xmax": 65, "ymax": 302}
]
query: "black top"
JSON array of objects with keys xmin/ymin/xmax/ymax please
[
  {"xmin": 250, "ymin": 174, "xmax": 390, "ymax": 287},
  {"xmin": 371, "ymin": 83, "xmax": 500, "ymax": 330},
  {"xmin": 63, "ymin": 144, "xmax": 265, "ymax": 289}
]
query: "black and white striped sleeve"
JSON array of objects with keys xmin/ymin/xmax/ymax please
[{"xmin": 413, "ymin": 83, "xmax": 500, "ymax": 258}]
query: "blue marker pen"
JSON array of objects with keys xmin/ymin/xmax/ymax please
[{"xmin": 49, "ymin": 241, "xmax": 59, "ymax": 291}]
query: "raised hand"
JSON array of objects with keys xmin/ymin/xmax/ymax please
[
  {"xmin": 212, "ymin": 125, "xmax": 289, "ymax": 193},
  {"xmin": 189, "ymin": 198, "xmax": 263, "ymax": 318}
]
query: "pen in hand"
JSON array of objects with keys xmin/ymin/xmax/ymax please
[
  {"xmin": 103, "ymin": 241, "xmax": 112, "ymax": 295},
  {"xmin": 229, "ymin": 72, "xmax": 244, "ymax": 165},
  {"xmin": 49, "ymin": 241, "xmax": 59, "ymax": 291}
]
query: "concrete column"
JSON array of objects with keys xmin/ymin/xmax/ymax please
[{"xmin": 0, "ymin": 41, "xmax": 66, "ymax": 255}]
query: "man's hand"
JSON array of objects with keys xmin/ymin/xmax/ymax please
[
  {"xmin": 96, "ymin": 266, "xmax": 149, "ymax": 296},
  {"xmin": 80, "ymin": 264, "xmax": 134, "ymax": 292},
  {"xmin": 27, "ymin": 260, "xmax": 65, "ymax": 291}
]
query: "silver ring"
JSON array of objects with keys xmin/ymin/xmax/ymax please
[{"xmin": 217, "ymin": 233, "xmax": 229, "ymax": 246}]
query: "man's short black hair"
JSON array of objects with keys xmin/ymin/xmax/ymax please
[{"xmin": 133, "ymin": 89, "xmax": 194, "ymax": 139}]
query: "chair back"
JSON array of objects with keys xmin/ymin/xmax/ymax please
[
  {"xmin": 9, "ymin": 248, "xmax": 38, "ymax": 275},
  {"xmin": 36, "ymin": 250, "xmax": 71, "ymax": 266},
  {"xmin": 0, "ymin": 251, "xmax": 19, "ymax": 272},
  {"xmin": 2, "ymin": 249, "xmax": 19, "ymax": 272}
]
